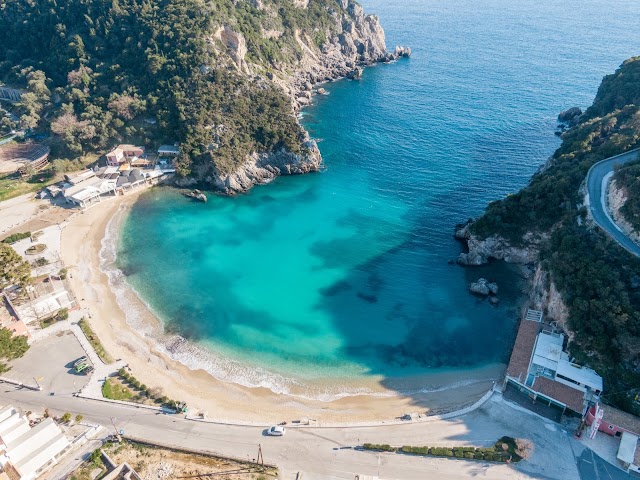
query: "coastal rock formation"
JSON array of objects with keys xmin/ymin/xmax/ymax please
[
  {"xmin": 557, "ymin": 106, "xmax": 583, "ymax": 125},
  {"xmin": 280, "ymin": 2, "xmax": 411, "ymax": 111},
  {"xmin": 528, "ymin": 264, "xmax": 570, "ymax": 336},
  {"xmin": 208, "ymin": 2, "xmax": 412, "ymax": 193},
  {"xmin": 215, "ymin": 26, "xmax": 249, "ymax": 73},
  {"xmin": 210, "ymin": 140, "xmax": 322, "ymax": 195},
  {"xmin": 469, "ymin": 278, "xmax": 498, "ymax": 296},
  {"xmin": 457, "ymin": 232, "xmax": 540, "ymax": 266},
  {"xmin": 182, "ymin": 189, "xmax": 208, "ymax": 202}
]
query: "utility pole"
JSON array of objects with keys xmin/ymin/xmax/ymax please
[
  {"xmin": 257, "ymin": 444, "xmax": 263, "ymax": 466},
  {"xmin": 110, "ymin": 417, "xmax": 122, "ymax": 442}
]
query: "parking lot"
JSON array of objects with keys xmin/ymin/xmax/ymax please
[{"xmin": 6, "ymin": 331, "xmax": 90, "ymax": 394}]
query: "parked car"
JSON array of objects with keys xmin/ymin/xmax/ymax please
[
  {"xmin": 73, "ymin": 356, "xmax": 87, "ymax": 367},
  {"xmin": 267, "ymin": 426, "xmax": 286, "ymax": 437}
]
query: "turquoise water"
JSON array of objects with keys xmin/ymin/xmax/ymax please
[{"xmin": 115, "ymin": 0, "xmax": 640, "ymax": 398}]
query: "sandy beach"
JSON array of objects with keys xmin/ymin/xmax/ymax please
[{"xmin": 60, "ymin": 190, "xmax": 505, "ymax": 424}]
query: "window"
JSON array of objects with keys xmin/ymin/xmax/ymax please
[{"xmin": 608, "ymin": 425, "xmax": 614, "ymax": 430}]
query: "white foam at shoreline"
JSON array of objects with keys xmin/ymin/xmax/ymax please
[{"xmin": 99, "ymin": 204, "xmax": 499, "ymax": 402}]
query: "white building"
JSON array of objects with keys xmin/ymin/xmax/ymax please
[
  {"xmin": 527, "ymin": 330, "xmax": 603, "ymax": 398},
  {"xmin": 0, "ymin": 406, "xmax": 71, "ymax": 480}
]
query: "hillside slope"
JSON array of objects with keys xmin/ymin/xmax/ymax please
[
  {"xmin": 0, "ymin": 0, "xmax": 408, "ymax": 193},
  {"xmin": 458, "ymin": 57, "xmax": 640, "ymax": 414}
]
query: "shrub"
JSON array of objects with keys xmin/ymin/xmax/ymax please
[
  {"xmin": 118, "ymin": 367, "xmax": 127, "ymax": 376},
  {"xmin": 75, "ymin": 414, "xmax": 83, "ymax": 423},
  {"xmin": 61, "ymin": 412, "xmax": 71, "ymax": 423},
  {"xmin": 57, "ymin": 308, "xmax": 69, "ymax": 320},
  {"xmin": 362, "ymin": 443, "xmax": 395, "ymax": 452},
  {"xmin": 2, "ymin": 232, "xmax": 31, "ymax": 244}
]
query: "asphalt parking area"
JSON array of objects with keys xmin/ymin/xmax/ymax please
[{"xmin": 6, "ymin": 330, "xmax": 90, "ymax": 395}]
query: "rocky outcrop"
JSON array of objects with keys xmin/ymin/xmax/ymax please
[
  {"xmin": 203, "ymin": 1, "xmax": 411, "ymax": 194},
  {"xmin": 280, "ymin": 2, "xmax": 411, "ymax": 110},
  {"xmin": 607, "ymin": 179, "xmax": 640, "ymax": 245},
  {"xmin": 469, "ymin": 278, "xmax": 498, "ymax": 296},
  {"xmin": 457, "ymin": 232, "xmax": 540, "ymax": 266},
  {"xmin": 210, "ymin": 140, "xmax": 322, "ymax": 195},
  {"xmin": 182, "ymin": 189, "xmax": 207, "ymax": 202},
  {"xmin": 558, "ymin": 106, "xmax": 583, "ymax": 125},
  {"xmin": 527, "ymin": 264, "xmax": 571, "ymax": 338},
  {"xmin": 215, "ymin": 26, "xmax": 249, "ymax": 72}
]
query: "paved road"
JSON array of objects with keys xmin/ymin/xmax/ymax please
[
  {"xmin": 586, "ymin": 148, "xmax": 640, "ymax": 255},
  {"xmin": 0, "ymin": 385, "xmax": 613, "ymax": 480}
]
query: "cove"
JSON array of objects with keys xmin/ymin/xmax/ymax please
[{"xmin": 115, "ymin": 0, "xmax": 640, "ymax": 399}]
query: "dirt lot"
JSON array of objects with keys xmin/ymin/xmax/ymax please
[{"xmin": 73, "ymin": 441, "xmax": 277, "ymax": 480}]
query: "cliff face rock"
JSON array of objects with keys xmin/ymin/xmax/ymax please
[
  {"xmin": 528, "ymin": 264, "xmax": 572, "ymax": 339},
  {"xmin": 216, "ymin": 26, "xmax": 249, "ymax": 73},
  {"xmin": 457, "ymin": 233, "xmax": 541, "ymax": 266},
  {"xmin": 280, "ymin": 2, "xmax": 411, "ymax": 110},
  {"xmin": 608, "ymin": 179, "xmax": 640, "ymax": 244},
  {"xmin": 210, "ymin": 140, "xmax": 322, "ymax": 195}
]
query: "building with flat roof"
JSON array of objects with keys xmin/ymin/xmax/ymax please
[
  {"xmin": 157, "ymin": 144, "xmax": 179, "ymax": 156},
  {"xmin": 0, "ymin": 406, "xmax": 71, "ymax": 480},
  {"xmin": 505, "ymin": 309, "xmax": 603, "ymax": 415}
]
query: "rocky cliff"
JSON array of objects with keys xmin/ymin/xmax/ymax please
[
  {"xmin": 205, "ymin": 0, "xmax": 410, "ymax": 194},
  {"xmin": 454, "ymin": 222, "xmax": 541, "ymax": 266},
  {"xmin": 454, "ymin": 220, "xmax": 569, "ymax": 331},
  {"xmin": 211, "ymin": 140, "xmax": 322, "ymax": 195}
]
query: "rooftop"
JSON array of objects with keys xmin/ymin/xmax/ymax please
[
  {"xmin": 556, "ymin": 360, "xmax": 603, "ymax": 392},
  {"xmin": 618, "ymin": 431, "xmax": 639, "ymax": 465},
  {"xmin": 531, "ymin": 330, "xmax": 564, "ymax": 372},
  {"xmin": 602, "ymin": 405, "xmax": 640, "ymax": 435},
  {"xmin": 533, "ymin": 376, "xmax": 585, "ymax": 413},
  {"xmin": 158, "ymin": 144, "xmax": 179, "ymax": 154},
  {"xmin": 506, "ymin": 312, "xmax": 541, "ymax": 381}
]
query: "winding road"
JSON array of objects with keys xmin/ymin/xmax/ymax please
[{"xmin": 586, "ymin": 148, "xmax": 640, "ymax": 256}]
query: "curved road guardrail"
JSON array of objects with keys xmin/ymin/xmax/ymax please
[{"xmin": 586, "ymin": 147, "xmax": 640, "ymax": 256}]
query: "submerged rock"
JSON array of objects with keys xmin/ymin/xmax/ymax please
[{"xmin": 182, "ymin": 189, "xmax": 207, "ymax": 202}]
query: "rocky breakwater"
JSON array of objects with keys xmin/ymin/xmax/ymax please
[
  {"xmin": 283, "ymin": 2, "xmax": 411, "ymax": 110},
  {"xmin": 454, "ymin": 221, "xmax": 540, "ymax": 266},
  {"xmin": 210, "ymin": 140, "xmax": 322, "ymax": 195}
]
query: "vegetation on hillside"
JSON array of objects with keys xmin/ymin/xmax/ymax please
[
  {"xmin": 470, "ymin": 57, "xmax": 640, "ymax": 414},
  {"xmin": 614, "ymin": 161, "xmax": 640, "ymax": 230},
  {"xmin": 0, "ymin": 0, "xmax": 348, "ymax": 176}
]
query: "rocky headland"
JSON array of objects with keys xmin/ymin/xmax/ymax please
[{"xmin": 209, "ymin": 1, "xmax": 411, "ymax": 194}]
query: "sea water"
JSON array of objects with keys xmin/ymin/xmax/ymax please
[{"xmin": 114, "ymin": 0, "xmax": 640, "ymax": 399}]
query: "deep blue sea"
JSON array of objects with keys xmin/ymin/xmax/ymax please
[{"xmin": 113, "ymin": 0, "xmax": 640, "ymax": 399}]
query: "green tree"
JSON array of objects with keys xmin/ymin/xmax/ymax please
[
  {"xmin": 0, "ymin": 243, "xmax": 31, "ymax": 290},
  {"xmin": 0, "ymin": 327, "xmax": 29, "ymax": 373}
]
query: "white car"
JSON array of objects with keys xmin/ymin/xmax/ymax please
[{"xmin": 267, "ymin": 425, "xmax": 286, "ymax": 436}]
